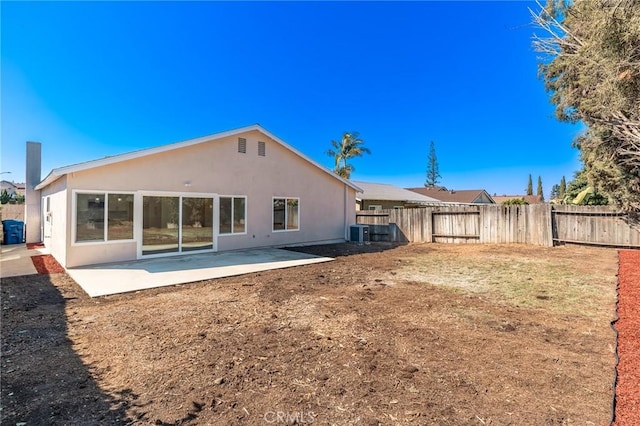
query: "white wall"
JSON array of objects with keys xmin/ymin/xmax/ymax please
[{"xmin": 40, "ymin": 176, "xmax": 68, "ymax": 267}]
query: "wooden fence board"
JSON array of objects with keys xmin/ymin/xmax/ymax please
[{"xmin": 356, "ymin": 204, "xmax": 638, "ymax": 248}]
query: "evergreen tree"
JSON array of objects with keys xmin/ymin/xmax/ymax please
[
  {"xmin": 533, "ymin": 1, "xmax": 640, "ymax": 211},
  {"xmin": 565, "ymin": 169, "xmax": 609, "ymax": 205},
  {"xmin": 526, "ymin": 174, "xmax": 533, "ymax": 196},
  {"xmin": 537, "ymin": 176, "xmax": 544, "ymax": 201},
  {"xmin": 559, "ymin": 176, "xmax": 567, "ymax": 199},
  {"xmin": 424, "ymin": 140, "xmax": 441, "ymax": 187},
  {"xmin": 550, "ymin": 184, "xmax": 560, "ymax": 200},
  {"xmin": 0, "ymin": 190, "xmax": 10, "ymax": 205}
]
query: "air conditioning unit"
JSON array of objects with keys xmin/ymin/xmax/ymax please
[{"xmin": 350, "ymin": 225, "xmax": 370, "ymax": 244}]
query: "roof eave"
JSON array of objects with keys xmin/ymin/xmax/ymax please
[
  {"xmin": 34, "ymin": 170, "xmax": 62, "ymax": 190},
  {"xmin": 33, "ymin": 124, "xmax": 361, "ymax": 192}
]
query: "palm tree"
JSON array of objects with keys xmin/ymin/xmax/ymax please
[{"xmin": 326, "ymin": 131, "xmax": 370, "ymax": 179}]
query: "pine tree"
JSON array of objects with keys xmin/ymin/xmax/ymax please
[
  {"xmin": 537, "ymin": 176, "xmax": 544, "ymax": 201},
  {"xmin": 526, "ymin": 174, "xmax": 533, "ymax": 196},
  {"xmin": 424, "ymin": 140, "xmax": 441, "ymax": 187}
]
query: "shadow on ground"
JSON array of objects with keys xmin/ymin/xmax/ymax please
[
  {"xmin": 285, "ymin": 241, "xmax": 407, "ymax": 258},
  {"xmin": 0, "ymin": 274, "xmax": 135, "ymax": 425}
]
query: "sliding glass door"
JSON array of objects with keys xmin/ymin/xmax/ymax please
[
  {"xmin": 181, "ymin": 197, "xmax": 214, "ymax": 252},
  {"xmin": 142, "ymin": 195, "xmax": 214, "ymax": 256}
]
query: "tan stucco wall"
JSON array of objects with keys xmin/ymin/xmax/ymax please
[{"xmin": 55, "ymin": 130, "xmax": 355, "ymax": 267}]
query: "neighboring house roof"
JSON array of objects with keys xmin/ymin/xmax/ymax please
[
  {"xmin": 35, "ymin": 124, "xmax": 361, "ymax": 192},
  {"xmin": 0, "ymin": 180, "xmax": 25, "ymax": 195},
  {"xmin": 353, "ymin": 181, "xmax": 444, "ymax": 204},
  {"xmin": 1, "ymin": 180, "xmax": 15, "ymax": 190},
  {"xmin": 492, "ymin": 195, "xmax": 545, "ymax": 204},
  {"xmin": 406, "ymin": 187, "xmax": 495, "ymax": 204}
]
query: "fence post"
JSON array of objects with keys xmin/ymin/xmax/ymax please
[{"xmin": 545, "ymin": 204, "xmax": 554, "ymax": 247}]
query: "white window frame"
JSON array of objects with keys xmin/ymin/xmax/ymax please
[
  {"xmin": 218, "ymin": 195, "xmax": 247, "ymax": 236},
  {"xmin": 368, "ymin": 205, "xmax": 383, "ymax": 211},
  {"xmin": 136, "ymin": 191, "xmax": 217, "ymax": 259},
  {"xmin": 72, "ymin": 190, "xmax": 136, "ymax": 246},
  {"xmin": 272, "ymin": 196, "xmax": 300, "ymax": 232}
]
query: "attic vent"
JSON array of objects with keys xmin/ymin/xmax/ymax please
[
  {"xmin": 258, "ymin": 141, "xmax": 266, "ymax": 157},
  {"xmin": 238, "ymin": 138, "xmax": 247, "ymax": 154}
]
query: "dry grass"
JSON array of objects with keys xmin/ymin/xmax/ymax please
[{"xmin": 391, "ymin": 243, "xmax": 617, "ymax": 318}]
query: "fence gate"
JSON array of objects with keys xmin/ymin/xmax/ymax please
[
  {"xmin": 431, "ymin": 209, "xmax": 480, "ymax": 243},
  {"xmin": 552, "ymin": 205, "xmax": 640, "ymax": 248}
]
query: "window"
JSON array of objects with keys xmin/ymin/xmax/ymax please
[
  {"xmin": 273, "ymin": 197, "xmax": 299, "ymax": 231},
  {"xmin": 142, "ymin": 194, "xmax": 214, "ymax": 255},
  {"xmin": 238, "ymin": 137, "xmax": 247, "ymax": 154},
  {"xmin": 108, "ymin": 194, "xmax": 134, "ymax": 240},
  {"xmin": 368, "ymin": 205, "xmax": 382, "ymax": 211},
  {"xmin": 219, "ymin": 196, "xmax": 246, "ymax": 235},
  {"xmin": 258, "ymin": 141, "xmax": 266, "ymax": 157},
  {"xmin": 393, "ymin": 206, "xmax": 404, "ymax": 210},
  {"xmin": 76, "ymin": 193, "xmax": 105, "ymax": 241},
  {"xmin": 76, "ymin": 192, "xmax": 134, "ymax": 243}
]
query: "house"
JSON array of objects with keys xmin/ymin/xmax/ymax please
[
  {"xmin": 492, "ymin": 195, "xmax": 545, "ymax": 205},
  {"xmin": 353, "ymin": 181, "xmax": 444, "ymax": 210},
  {"xmin": 1, "ymin": 180, "xmax": 26, "ymax": 199},
  {"xmin": 26, "ymin": 125, "xmax": 360, "ymax": 268},
  {"xmin": 406, "ymin": 187, "xmax": 495, "ymax": 204}
]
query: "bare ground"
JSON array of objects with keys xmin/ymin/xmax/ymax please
[{"xmin": 1, "ymin": 243, "xmax": 618, "ymax": 425}]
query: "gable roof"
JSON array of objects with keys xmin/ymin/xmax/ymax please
[
  {"xmin": 406, "ymin": 187, "xmax": 495, "ymax": 204},
  {"xmin": 492, "ymin": 195, "xmax": 545, "ymax": 204},
  {"xmin": 353, "ymin": 181, "xmax": 444, "ymax": 204},
  {"xmin": 1, "ymin": 180, "xmax": 18, "ymax": 189},
  {"xmin": 35, "ymin": 124, "xmax": 361, "ymax": 192}
]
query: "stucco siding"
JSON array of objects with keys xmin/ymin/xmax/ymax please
[
  {"xmin": 40, "ymin": 176, "xmax": 68, "ymax": 267},
  {"xmin": 57, "ymin": 129, "xmax": 355, "ymax": 267}
]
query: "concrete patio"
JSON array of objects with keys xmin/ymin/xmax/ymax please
[
  {"xmin": 0, "ymin": 244, "xmax": 48, "ymax": 278},
  {"xmin": 66, "ymin": 248, "xmax": 334, "ymax": 297}
]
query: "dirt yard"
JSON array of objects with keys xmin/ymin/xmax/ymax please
[{"xmin": 1, "ymin": 243, "xmax": 618, "ymax": 425}]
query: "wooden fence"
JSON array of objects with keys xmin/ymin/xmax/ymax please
[
  {"xmin": 356, "ymin": 204, "xmax": 640, "ymax": 248},
  {"xmin": 551, "ymin": 205, "xmax": 640, "ymax": 248},
  {"xmin": 0, "ymin": 204, "xmax": 25, "ymax": 221}
]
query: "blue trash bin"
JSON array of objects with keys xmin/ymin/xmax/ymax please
[{"xmin": 2, "ymin": 220, "xmax": 25, "ymax": 245}]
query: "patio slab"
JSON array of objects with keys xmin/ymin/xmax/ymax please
[
  {"xmin": 0, "ymin": 244, "xmax": 48, "ymax": 278},
  {"xmin": 67, "ymin": 248, "xmax": 334, "ymax": 297}
]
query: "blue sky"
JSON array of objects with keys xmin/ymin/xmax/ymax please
[{"xmin": 1, "ymin": 1, "xmax": 582, "ymax": 197}]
